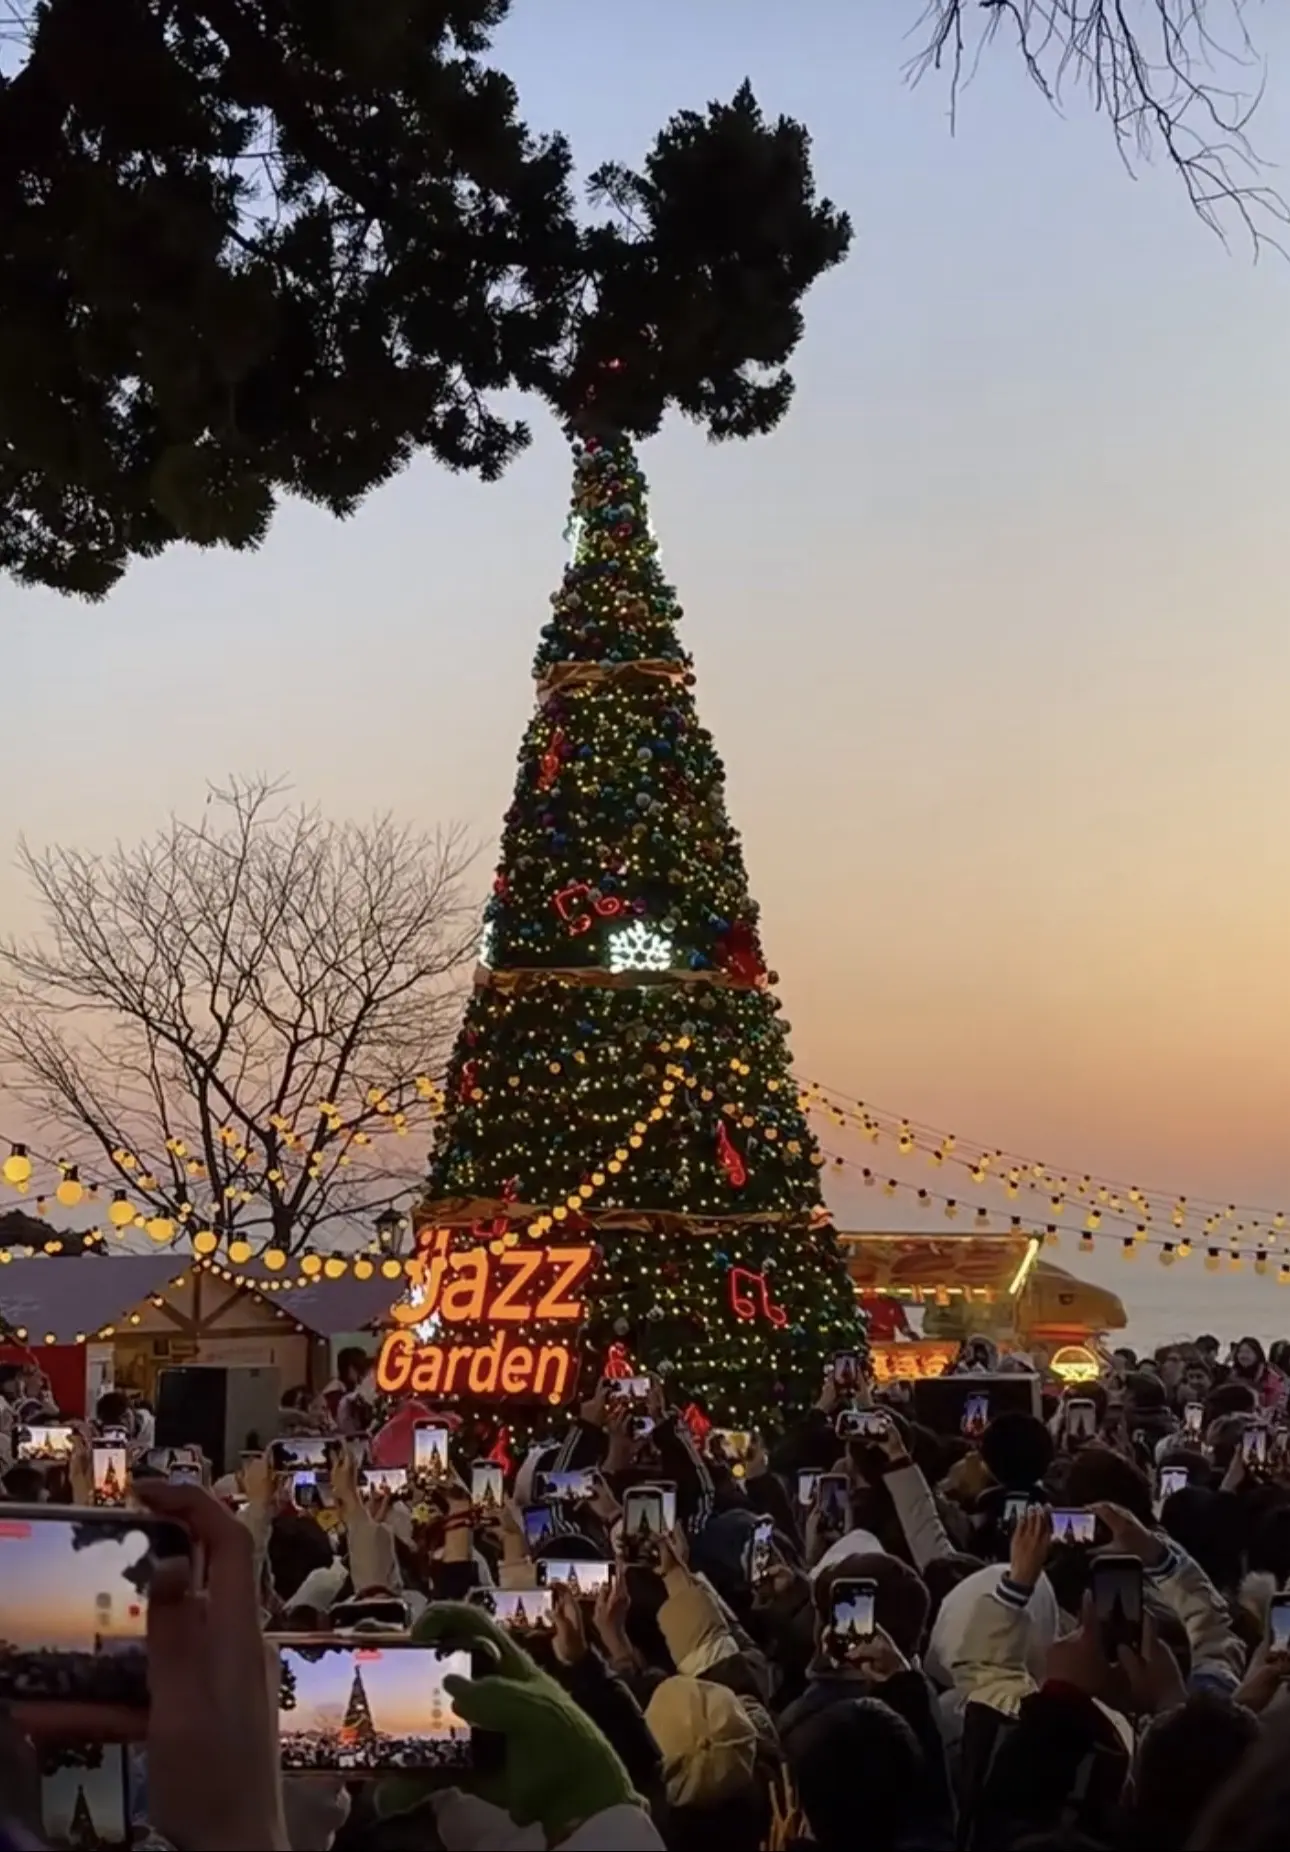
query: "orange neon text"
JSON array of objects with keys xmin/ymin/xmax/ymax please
[{"xmin": 375, "ymin": 1328, "xmax": 578, "ymax": 1404}]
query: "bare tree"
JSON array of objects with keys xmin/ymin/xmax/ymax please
[
  {"xmin": 911, "ymin": 1, "xmax": 1288, "ymax": 252},
  {"xmin": 0, "ymin": 779, "xmax": 475, "ymax": 1258}
]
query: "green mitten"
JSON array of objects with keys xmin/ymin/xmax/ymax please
[{"xmin": 376, "ymin": 1600, "xmax": 636, "ymax": 1845}]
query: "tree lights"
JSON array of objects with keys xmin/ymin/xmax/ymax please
[{"xmin": 422, "ymin": 433, "xmax": 866, "ymax": 1429}]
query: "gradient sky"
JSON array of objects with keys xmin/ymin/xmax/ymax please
[
  {"xmin": 3, "ymin": 7, "xmax": 1289, "ymax": 1326},
  {"xmin": 0, "ymin": 1522, "xmax": 149, "ymax": 1648}
]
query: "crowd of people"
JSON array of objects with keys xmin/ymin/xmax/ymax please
[{"xmin": 2, "ymin": 1333, "xmax": 1290, "ymax": 1848}]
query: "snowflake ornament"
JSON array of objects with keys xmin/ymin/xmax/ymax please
[{"xmin": 607, "ymin": 921, "xmax": 674, "ymax": 974}]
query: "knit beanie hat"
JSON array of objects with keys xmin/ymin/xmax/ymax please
[{"xmin": 645, "ymin": 1676, "xmax": 758, "ymax": 1809}]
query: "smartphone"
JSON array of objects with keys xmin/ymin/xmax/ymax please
[
  {"xmin": 412, "ymin": 1423, "xmax": 451, "ymax": 1481},
  {"xmin": 42, "ymin": 1745, "xmax": 129, "ymax": 1846},
  {"xmin": 826, "ymin": 1576, "xmax": 877, "ymax": 1662},
  {"xmin": 466, "ymin": 1587, "xmax": 555, "ymax": 1632},
  {"xmin": 1183, "ymin": 1402, "xmax": 1205, "ymax": 1439},
  {"xmin": 1157, "ymin": 1465, "xmax": 1189, "ymax": 1507},
  {"xmin": 642, "ymin": 1481, "xmax": 677, "ymax": 1531},
  {"xmin": 97, "ymin": 1427, "xmax": 131, "ymax": 1448},
  {"xmin": 797, "ymin": 1469, "xmax": 822, "ymax": 1508},
  {"xmin": 469, "ymin": 1461, "xmax": 504, "ymax": 1513},
  {"xmin": 521, "ymin": 1504, "xmax": 559, "ymax": 1547},
  {"xmin": 170, "ymin": 1446, "xmax": 200, "ymax": 1467},
  {"xmin": 629, "ymin": 1414, "xmax": 656, "ymax": 1439},
  {"xmin": 745, "ymin": 1517, "xmax": 775, "ymax": 1587},
  {"xmin": 1268, "ymin": 1591, "xmax": 1290, "ymax": 1655},
  {"xmin": 144, "ymin": 1447, "xmax": 175, "ymax": 1472},
  {"xmin": 329, "ymin": 1596, "xmax": 412, "ymax": 1631},
  {"xmin": 837, "ymin": 1409, "xmax": 887, "ymax": 1440},
  {"xmin": 268, "ymin": 1435, "xmax": 331, "ymax": 1473},
  {"xmin": 816, "ymin": 1472, "xmax": 851, "ymax": 1532},
  {"xmin": 17, "ymin": 1424, "xmax": 75, "ymax": 1463},
  {"xmin": 1066, "ymin": 1399, "xmax": 1097, "ymax": 1442},
  {"xmin": 292, "ymin": 1469, "xmax": 334, "ymax": 1512},
  {"xmin": 536, "ymin": 1558, "xmax": 614, "ymax": 1595},
  {"xmin": 621, "ymin": 1486, "xmax": 667, "ymax": 1562},
  {"xmin": 709, "ymin": 1429, "xmax": 752, "ymax": 1466},
  {"xmin": 961, "ymin": 1392, "xmax": 990, "ymax": 1439},
  {"xmin": 92, "ymin": 1443, "xmax": 129, "ymax": 1508},
  {"xmin": 536, "ymin": 1467, "xmax": 595, "ymax": 1504},
  {"xmin": 832, "ymin": 1351, "xmax": 861, "ymax": 1390},
  {"xmin": 1003, "ymin": 1492, "xmax": 1035, "ymax": 1531},
  {"xmin": 1243, "ymin": 1426, "xmax": 1270, "ymax": 1470},
  {"xmin": 276, "ymin": 1638, "xmax": 474, "ymax": 1773},
  {"xmin": 362, "ymin": 1467, "xmax": 409, "ymax": 1497},
  {"xmin": 608, "ymin": 1376, "xmax": 651, "ymax": 1402},
  {"xmin": 1091, "ymin": 1552, "xmax": 1143, "ymax": 1657},
  {"xmin": 0, "ymin": 1508, "xmax": 192, "ymax": 1718},
  {"xmin": 1050, "ymin": 1508, "xmax": 1097, "ymax": 1546},
  {"xmin": 167, "ymin": 1462, "xmax": 203, "ymax": 1488}
]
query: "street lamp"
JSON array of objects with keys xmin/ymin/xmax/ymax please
[{"xmin": 374, "ymin": 1206, "xmax": 406, "ymax": 1254}]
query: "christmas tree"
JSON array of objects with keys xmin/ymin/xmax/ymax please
[
  {"xmin": 340, "ymin": 1664, "xmax": 377, "ymax": 1744},
  {"xmin": 424, "ymin": 431, "xmax": 865, "ymax": 1430}
]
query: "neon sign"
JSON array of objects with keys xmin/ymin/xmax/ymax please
[{"xmin": 376, "ymin": 1230, "xmax": 595, "ymax": 1405}]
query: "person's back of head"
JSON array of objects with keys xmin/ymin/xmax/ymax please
[
  {"xmin": 922, "ymin": 1551, "xmax": 988, "ymax": 1629},
  {"xmin": 1063, "ymin": 1447, "xmax": 1153, "ymax": 1526},
  {"xmin": 1249, "ymin": 1502, "xmax": 1290, "ymax": 1585},
  {"xmin": 1189, "ymin": 1706, "xmax": 1290, "ymax": 1849},
  {"xmin": 1128, "ymin": 1692, "xmax": 1258, "ymax": 1851},
  {"xmin": 791, "ymin": 1695, "xmax": 925, "ymax": 1852},
  {"xmin": 981, "ymin": 1411, "xmax": 1054, "ymax": 1490},
  {"xmin": 267, "ymin": 1510, "xmax": 335, "ymax": 1603},
  {"xmin": 1, "ymin": 1463, "xmax": 45, "ymax": 1502},
  {"xmin": 1124, "ymin": 1370, "xmax": 1168, "ymax": 1415},
  {"xmin": 1205, "ymin": 1383, "xmax": 1258, "ymax": 1427},
  {"xmin": 95, "ymin": 1389, "xmax": 130, "ymax": 1431},
  {"xmin": 646, "ymin": 1676, "xmax": 761, "ymax": 1852},
  {"xmin": 813, "ymin": 1550, "xmax": 930, "ymax": 1660}
]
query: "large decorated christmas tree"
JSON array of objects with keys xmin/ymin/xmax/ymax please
[{"xmin": 423, "ymin": 432, "xmax": 865, "ymax": 1431}]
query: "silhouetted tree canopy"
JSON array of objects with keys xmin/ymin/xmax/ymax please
[{"xmin": 0, "ymin": 0, "xmax": 851, "ymax": 599}]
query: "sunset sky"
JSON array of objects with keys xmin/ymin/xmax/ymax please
[
  {"xmin": 3, "ymin": 9, "xmax": 1289, "ymax": 1327},
  {"xmin": 0, "ymin": 1523, "xmax": 149, "ymax": 1649}
]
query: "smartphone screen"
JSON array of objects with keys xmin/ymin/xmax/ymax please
[
  {"xmin": 42, "ymin": 1745, "xmax": 128, "ymax": 1846},
  {"xmin": 1183, "ymin": 1402, "xmax": 1204, "ymax": 1438},
  {"xmin": 537, "ymin": 1467, "xmax": 595, "ymax": 1504},
  {"xmin": 826, "ymin": 1577, "xmax": 876, "ymax": 1662},
  {"xmin": 1003, "ymin": 1492, "xmax": 1033, "ymax": 1530},
  {"xmin": 961, "ymin": 1393, "xmax": 990, "ymax": 1439},
  {"xmin": 362, "ymin": 1467, "xmax": 409, "ymax": 1496},
  {"xmin": 609, "ymin": 1376, "xmax": 651, "ymax": 1401},
  {"xmin": 746, "ymin": 1518, "xmax": 775, "ymax": 1586},
  {"xmin": 622, "ymin": 1487, "xmax": 666, "ymax": 1559},
  {"xmin": 797, "ymin": 1469, "xmax": 822, "ymax": 1508},
  {"xmin": 329, "ymin": 1597, "xmax": 411, "ymax": 1631},
  {"xmin": 92, "ymin": 1444, "xmax": 129, "ymax": 1508},
  {"xmin": 832, "ymin": 1351, "xmax": 860, "ymax": 1389},
  {"xmin": 1092, "ymin": 1553, "xmax": 1143, "ymax": 1657},
  {"xmin": 17, "ymin": 1424, "xmax": 75, "ymax": 1464},
  {"xmin": 167, "ymin": 1462, "xmax": 203, "ymax": 1488},
  {"xmin": 268, "ymin": 1436, "xmax": 331, "ymax": 1473},
  {"xmin": 536, "ymin": 1559, "xmax": 614, "ymax": 1595},
  {"xmin": 0, "ymin": 1509, "xmax": 192, "ymax": 1712},
  {"xmin": 469, "ymin": 1461, "xmax": 504, "ymax": 1512},
  {"xmin": 521, "ymin": 1504, "xmax": 558, "ymax": 1547},
  {"xmin": 1050, "ymin": 1508, "xmax": 1097, "ymax": 1546},
  {"xmin": 292, "ymin": 1469, "xmax": 333, "ymax": 1511},
  {"xmin": 1243, "ymin": 1426, "xmax": 1269, "ymax": 1469},
  {"xmin": 1066, "ymin": 1399, "xmax": 1097, "ymax": 1441},
  {"xmin": 277, "ymin": 1639, "xmax": 473, "ymax": 1772},
  {"xmin": 1269, "ymin": 1593, "xmax": 1290, "ymax": 1655},
  {"xmin": 466, "ymin": 1587, "xmax": 555, "ymax": 1632},
  {"xmin": 1157, "ymin": 1466, "xmax": 1189, "ymax": 1504},
  {"xmin": 645, "ymin": 1482, "xmax": 677, "ymax": 1532},
  {"xmin": 816, "ymin": 1473, "xmax": 851, "ymax": 1531},
  {"xmin": 412, "ymin": 1425, "xmax": 451, "ymax": 1480}
]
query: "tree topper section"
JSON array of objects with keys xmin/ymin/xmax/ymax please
[{"xmin": 376, "ymin": 1229, "xmax": 595, "ymax": 1405}]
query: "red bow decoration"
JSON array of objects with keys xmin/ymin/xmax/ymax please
[
  {"xmin": 553, "ymin": 882, "xmax": 627, "ymax": 936},
  {"xmin": 716, "ymin": 1120, "xmax": 748, "ymax": 1188}
]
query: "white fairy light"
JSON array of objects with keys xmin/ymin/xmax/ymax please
[{"xmin": 607, "ymin": 921, "xmax": 674, "ymax": 974}]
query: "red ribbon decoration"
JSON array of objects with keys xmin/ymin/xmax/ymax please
[
  {"xmin": 728, "ymin": 1265, "xmax": 787, "ymax": 1328},
  {"xmin": 716, "ymin": 1120, "xmax": 747, "ymax": 1188}
]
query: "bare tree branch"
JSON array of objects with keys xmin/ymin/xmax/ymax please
[
  {"xmin": 0, "ymin": 777, "xmax": 476, "ymax": 1255},
  {"xmin": 910, "ymin": 1, "xmax": 1288, "ymax": 254}
]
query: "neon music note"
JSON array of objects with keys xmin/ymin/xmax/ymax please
[{"xmin": 728, "ymin": 1265, "xmax": 787, "ymax": 1328}]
